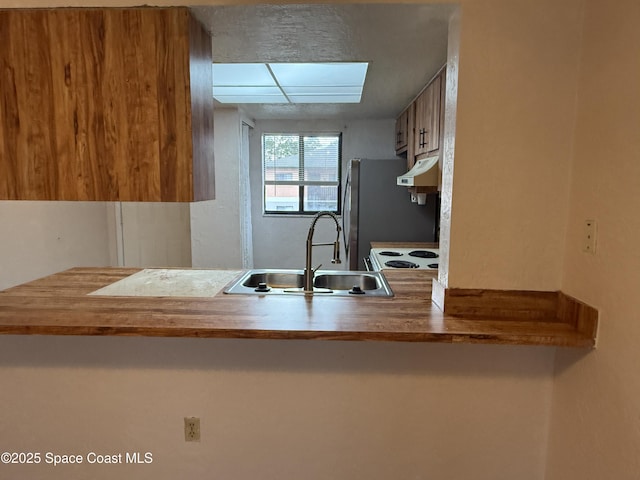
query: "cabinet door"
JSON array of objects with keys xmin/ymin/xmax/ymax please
[
  {"xmin": 395, "ymin": 107, "xmax": 409, "ymax": 154},
  {"xmin": 413, "ymin": 70, "xmax": 444, "ymax": 159},
  {"xmin": 414, "ymin": 86, "xmax": 431, "ymax": 157},
  {"xmin": 0, "ymin": 8, "xmax": 214, "ymax": 202}
]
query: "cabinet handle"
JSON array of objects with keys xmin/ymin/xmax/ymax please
[{"xmin": 419, "ymin": 129, "xmax": 427, "ymax": 148}]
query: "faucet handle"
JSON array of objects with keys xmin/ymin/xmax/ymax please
[{"xmin": 313, "ymin": 263, "xmax": 322, "ymax": 273}]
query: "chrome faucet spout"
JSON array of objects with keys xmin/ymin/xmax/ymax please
[{"xmin": 304, "ymin": 211, "xmax": 342, "ymax": 293}]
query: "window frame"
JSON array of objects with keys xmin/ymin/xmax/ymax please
[{"xmin": 261, "ymin": 132, "xmax": 343, "ymax": 216}]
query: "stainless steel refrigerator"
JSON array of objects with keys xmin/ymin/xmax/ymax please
[{"xmin": 342, "ymin": 158, "xmax": 439, "ymax": 270}]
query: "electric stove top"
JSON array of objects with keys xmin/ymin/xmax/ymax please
[{"xmin": 369, "ymin": 248, "xmax": 439, "ymax": 271}]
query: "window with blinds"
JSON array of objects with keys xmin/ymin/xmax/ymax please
[{"xmin": 262, "ymin": 133, "xmax": 342, "ymax": 214}]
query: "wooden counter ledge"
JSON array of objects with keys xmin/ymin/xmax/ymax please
[{"xmin": 0, "ymin": 268, "xmax": 596, "ymax": 347}]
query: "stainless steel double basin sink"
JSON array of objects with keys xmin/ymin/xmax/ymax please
[{"xmin": 224, "ymin": 269, "xmax": 393, "ymax": 297}]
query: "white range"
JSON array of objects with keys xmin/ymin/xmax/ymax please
[{"xmin": 369, "ymin": 247, "xmax": 439, "ymax": 271}]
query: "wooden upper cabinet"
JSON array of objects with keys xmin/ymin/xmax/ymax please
[
  {"xmin": 413, "ymin": 86, "xmax": 430, "ymax": 158},
  {"xmin": 0, "ymin": 7, "xmax": 214, "ymax": 202},
  {"xmin": 395, "ymin": 106, "xmax": 410, "ymax": 154},
  {"xmin": 413, "ymin": 70, "xmax": 443, "ymax": 159}
]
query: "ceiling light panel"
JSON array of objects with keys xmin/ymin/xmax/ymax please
[{"xmin": 212, "ymin": 62, "xmax": 368, "ymax": 104}]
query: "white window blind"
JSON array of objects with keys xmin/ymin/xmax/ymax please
[{"xmin": 262, "ymin": 133, "xmax": 342, "ymax": 214}]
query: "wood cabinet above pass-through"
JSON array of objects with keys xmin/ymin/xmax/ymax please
[{"xmin": 0, "ymin": 7, "xmax": 214, "ymax": 202}]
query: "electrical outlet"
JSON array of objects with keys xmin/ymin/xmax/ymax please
[
  {"xmin": 583, "ymin": 220, "xmax": 597, "ymax": 254},
  {"xmin": 184, "ymin": 417, "xmax": 200, "ymax": 442}
]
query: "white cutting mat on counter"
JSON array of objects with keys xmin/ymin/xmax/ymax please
[{"xmin": 88, "ymin": 269, "xmax": 242, "ymax": 297}]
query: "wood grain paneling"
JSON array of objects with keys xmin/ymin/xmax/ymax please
[
  {"xmin": 439, "ymin": 286, "xmax": 599, "ymax": 339},
  {"xmin": 0, "ymin": 267, "xmax": 597, "ymax": 347},
  {"xmin": 557, "ymin": 292, "xmax": 599, "ymax": 339},
  {"xmin": 0, "ymin": 7, "xmax": 214, "ymax": 202},
  {"xmin": 188, "ymin": 13, "xmax": 215, "ymax": 202},
  {"xmin": 443, "ymin": 288, "xmax": 560, "ymax": 321}
]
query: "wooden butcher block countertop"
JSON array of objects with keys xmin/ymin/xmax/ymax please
[{"xmin": 0, "ymin": 268, "xmax": 595, "ymax": 347}]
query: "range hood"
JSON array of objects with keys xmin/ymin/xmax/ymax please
[{"xmin": 397, "ymin": 156, "xmax": 439, "ymax": 187}]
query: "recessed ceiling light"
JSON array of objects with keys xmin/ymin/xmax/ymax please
[{"xmin": 212, "ymin": 62, "xmax": 369, "ymax": 104}]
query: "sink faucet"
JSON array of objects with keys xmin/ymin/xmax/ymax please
[{"xmin": 304, "ymin": 211, "xmax": 342, "ymax": 293}]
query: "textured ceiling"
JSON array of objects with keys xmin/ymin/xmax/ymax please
[{"xmin": 190, "ymin": 4, "xmax": 453, "ymax": 121}]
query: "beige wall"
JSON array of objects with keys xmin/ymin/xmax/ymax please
[
  {"xmin": 0, "ymin": 336, "xmax": 555, "ymax": 480},
  {"xmin": 191, "ymin": 109, "xmax": 244, "ymax": 268},
  {"xmin": 546, "ymin": 1, "xmax": 640, "ymax": 478},
  {"xmin": 445, "ymin": 0, "xmax": 583, "ymax": 291},
  {"xmin": 120, "ymin": 203, "xmax": 192, "ymax": 267},
  {"xmin": 0, "ymin": 201, "xmax": 113, "ymax": 290},
  {"xmin": 5, "ymin": 0, "xmax": 639, "ymax": 479}
]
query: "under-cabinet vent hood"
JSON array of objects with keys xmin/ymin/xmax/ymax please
[{"xmin": 397, "ymin": 156, "xmax": 439, "ymax": 187}]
